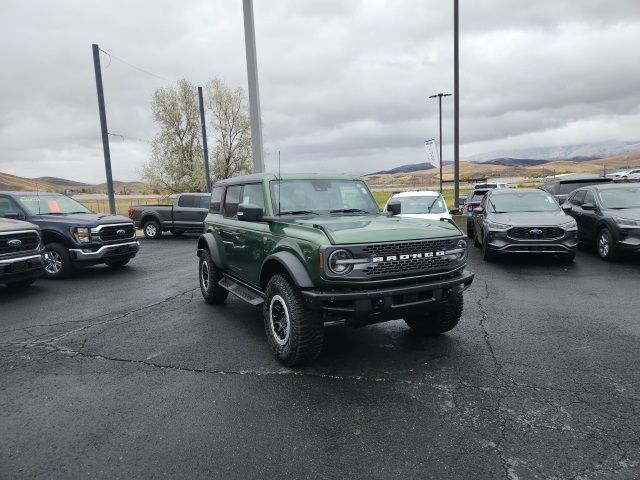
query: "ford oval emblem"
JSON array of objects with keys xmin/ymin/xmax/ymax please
[
  {"xmin": 116, "ymin": 229, "xmax": 126, "ymax": 237},
  {"xmin": 7, "ymin": 239, "xmax": 22, "ymax": 248},
  {"xmin": 529, "ymin": 228, "xmax": 543, "ymax": 236}
]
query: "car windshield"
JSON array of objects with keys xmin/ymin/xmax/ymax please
[
  {"xmin": 599, "ymin": 187, "xmax": 640, "ymax": 209},
  {"xmin": 391, "ymin": 195, "xmax": 446, "ymax": 214},
  {"xmin": 270, "ymin": 179, "xmax": 379, "ymax": 215},
  {"xmin": 16, "ymin": 194, "xmax": 92, "ymax": 215},
  {"xmin": 488, "ymin": 192, "xmax": 559, "ymax": 213}
]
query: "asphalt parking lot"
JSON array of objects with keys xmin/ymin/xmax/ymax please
[{"xmin": 1, "ymin": 236, "xmax": 639, "ymax": 479}]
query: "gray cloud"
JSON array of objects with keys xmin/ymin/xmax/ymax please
[{"xmin": 0, "ymin": 0, "xmax": 639, "ymax": 182}]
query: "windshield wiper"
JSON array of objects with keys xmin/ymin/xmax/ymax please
[
  {"xmin": 329, "ymin": 208, "xmax": 370, "ymax": 214},
  {"xmin": 278, "ymin": 210, "xmax": 319, "ymax": 216},
  {"xmin": 67, "ymin": 211, "xmax": 89, "ymax": 214},
  {"xmin": 426, "ymin": 197, "xmax": 440, "ymax": 213}
]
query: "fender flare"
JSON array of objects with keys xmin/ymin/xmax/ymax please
[
  {"xmin": 261, "ymin": 251, "xmax": 314, "ymax": 288},
  {"xmin": 197, "ymin": 232, "xmax": 223, "ymax": 269}
]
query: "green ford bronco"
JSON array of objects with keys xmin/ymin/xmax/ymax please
[{"xmin": 196, "ymin": 174, "xmax": 474, "ymax": 366}]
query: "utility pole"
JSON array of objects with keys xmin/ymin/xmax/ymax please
[
  {"xmin": 91, "ymin": 44, "xmax": 116, "ymax": 215},
  {"xmin": 242, "ymin": 0, "xmax": 265, "ymax": 173},
  {"xmin": 197, "ymin": 87, "xmax": 212, "ymax": 192},
  {"xmin": 429, "ymin": 93, "xmax": 452, "ymax": 194},
  {"xmin": 453, "ymin": 0, "xmax": 460, "ymax": 208}
]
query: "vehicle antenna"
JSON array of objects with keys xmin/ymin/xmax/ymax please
[
  {"xmin": 36, "ymin": 181, "xmax": 41, "ymax": 215},
  {"xmin": 278, "ymin": 150, "xmax": 281, "ymax": 215}
]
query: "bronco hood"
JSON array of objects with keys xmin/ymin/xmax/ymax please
[{"xmin": 289, "ymin": 214, "xmax": 461, "ymax": 244}]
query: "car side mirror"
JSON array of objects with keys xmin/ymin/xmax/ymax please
[
  {"xmin": 561, "ymin": 204, "xmax": 572, "ymax": 212},
  {"xmin": 473, "ymin": 206, "xmax": 484, "ymax": 214},
  {"xmin": 581, "ymin": 203, "xmax": 596, "ymax": 211},
  {"xmin": 237, "ymin": 203, "xmax": 264, "ymax": 221},
  {"xmin": 387, "ymin": 200, "xmax": 401, "ymax": 216},
  {"xmin": 449, "ymin": 208, "xmax": 460, "ymax": 215},
  {"xmin": 4, "ymin": 211, "xmax": 25, "ymax": 220}
]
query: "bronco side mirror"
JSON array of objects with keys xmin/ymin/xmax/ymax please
[
  {"xmin": 237, "ymin": 203, "xmax": 264, "ymax": 221},
  {"xmin": 386, "ymin": 200, "xmax": 401, "ymax": 216}
]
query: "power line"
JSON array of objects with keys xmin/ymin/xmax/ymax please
[
  {"xmin": 98, "ymin": 47, "xmax": 170, "ymax": 82},
  {"xmin": 108, "ymin": 131, "xmax": 148, "ymax": 143}
]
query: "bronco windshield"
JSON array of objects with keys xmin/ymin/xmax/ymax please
[
  {"xmin": 270, "ymin": 179, "xmax": 379, "ymax": 215},
  {"xmin": 488, "ymin": 192, "xmax": 559, "ymax": 213},
  {"xmin": 16, "ymin": 194, "xmax": 92, "ymax": 215},
  {"xmin": 599, "ymin": 187, "xmax": 640, "ymax": 209}
]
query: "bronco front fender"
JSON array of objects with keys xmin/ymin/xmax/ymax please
[
  {"xmin": 261, "ymin": 251, "xmax": 314, "ymax": 288},
  {"xmin": 197, "ymin": 233, "xmax": 223, "ymax": 269}
]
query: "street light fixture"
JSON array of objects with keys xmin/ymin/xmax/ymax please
[{"xmin": 429, "ymin": 93, "xmax": 452, "ymax": 194}]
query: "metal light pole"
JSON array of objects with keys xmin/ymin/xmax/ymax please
[
  {"xmin": 242, "ymin": 0, "xmax": 265, "ymax": 173},
  {"xmin": 197, "ymin": 86, "xmax": 212, "ymax": 192},
  {"xmin": 453, "ymin": 0, "xmax": 460, "ymax": 207},
  {"xmin": 429, "ymin": 93, "xmax": 452, "ymax": 194},
  {"xmin": 91, "ymin": 44, "xmax": 116, "ymax": 215}
]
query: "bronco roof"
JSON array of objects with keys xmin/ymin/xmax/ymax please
[{"xmin": 213, "ymin": 173, "xmax": 362, "ymax": 186}]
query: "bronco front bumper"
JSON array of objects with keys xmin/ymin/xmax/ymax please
[{"xmin": 301, "ymin": 270, "xmax": 474, "ymax": 325}]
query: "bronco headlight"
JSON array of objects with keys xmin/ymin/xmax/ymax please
[
  {"xmin": 328, "ymin": 249, "xmax": 353, "ymax": 275},
  {"xmin": 613, "ymin": 216, "xmax": 640, "ymax": 228},
  {"xmin": 486, "ymin": 220, "xmax": 510, "ymax": 231},
  {"xmin": 70, "ymin": 227, "xmax": 91, "ymax": 243},
  {"xmin": 445, "ymin": 239, "xmax": 467, "ymax": 261},
  {"xmin": 559, "ymin": 219, "xmax": 578, "ymax": 231}
]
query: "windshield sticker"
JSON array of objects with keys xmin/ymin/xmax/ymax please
[{"xmin": 47, "ymin": 200, "xmax": 61, "ymax": 213}]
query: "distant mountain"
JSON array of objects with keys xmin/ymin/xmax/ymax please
[
  {"xmin": 0, "ymin": 171, "xmax": 147, "ymax": 194},
  {"xmin": 36, "ymin": 176, "xmax": 89, "ymax": 187},
  {"xmin": 369, "ymin": 162, "xmax": 436, "ymax": 175},
  {"xmin": 469, "ymin": 140, "xmax": 640, "ymax": 163},
  {"xmin": 481, "ymin": 158, "xmax": 550, "ymax": 167}
]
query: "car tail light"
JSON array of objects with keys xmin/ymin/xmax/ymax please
[
  {"xmin": 128, "ymin": 208, "xmax": 135, "ymax": 218},
  {"xmin": 466, "ymin": 204, "xmax": 473, "ymax": 212}
]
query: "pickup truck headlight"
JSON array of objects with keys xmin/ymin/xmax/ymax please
[
  {"xmin": 613, "ymin": 216, "xmax": 640, "ymax": 228},
  {"xmin": 559, "ymin": 219, "xmax": 578, "ymax": 230},
  {"xmin": 70, "ymin": 227, "xmax": 91, "ymax": 243},
  {"xmin": 486, "ymin": 220, "xmax": 510, "ymax": 231},
  {"xmin": 328, "ymin": 249, "xmax": 353, "ymax": 275}
]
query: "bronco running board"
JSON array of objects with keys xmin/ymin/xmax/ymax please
[{"xmin": 219, "ymin": 276, "xmax": 264, "ymax": 306}]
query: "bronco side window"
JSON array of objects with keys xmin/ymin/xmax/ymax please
[
  {"xmin": 223, "ymin": 185, "xmax": 241, "ymax": 218},
  {"xmin": 241, "ymin": 183, "xmax": 265, "ymax": 210},
  {"xmin": 210, "ymin": 187, "xmax": 224, "ymax": 213}
]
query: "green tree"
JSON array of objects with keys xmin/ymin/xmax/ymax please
[
  {"xmin": 206, "ymin": 78, "xmax": 253, "ymax": 181},
  {"xmin": 142, "ymin": 79, "xmax": 206, "ymax": 192}
]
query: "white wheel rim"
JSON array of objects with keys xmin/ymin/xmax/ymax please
[
  {"xmin": 599, "ymin": 232, "xmax": 609, "ymax": 257},
  {"xmin": 201, "ymin": 260, "xmax": 210, "ymax": 291},
  {"xmin": 44, "ymin": 251, "xmax": 62, "ymax": 274},
  {"xmin": 145, "ymin": 224, "xmax": 157, "ymax": 236},
  {"xmin": 269, "ymin": 295, "xmax": 291, "ymax": 346}
]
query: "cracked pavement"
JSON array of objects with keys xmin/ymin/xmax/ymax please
[{"xmin": 1, "ymin": 236, "xmax": 639, "ymax": 479}]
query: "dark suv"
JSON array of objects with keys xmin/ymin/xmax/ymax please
[
  {"xmin": 0, "ymin": 192, "xmax": 139, "ymax": 278},
  {"xmin": 196, "ymin": 174, "xmax": 474, "ymax": 366},
  {"xmin": 562, "ymin": 183, "xmax": 640, "ymax": 260},
  {"xmin": 539, "ymin": 175, "xmax": 612, "ymax": 204}
]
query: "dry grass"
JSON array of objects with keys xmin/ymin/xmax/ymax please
[{"xmin": 77, "ymin": 197, "xmax": 170, "ymax": 216}]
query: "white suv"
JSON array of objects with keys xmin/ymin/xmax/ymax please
[{"xmin": 384, "ymin": 190, "xmax": 452, "ymax": 221}]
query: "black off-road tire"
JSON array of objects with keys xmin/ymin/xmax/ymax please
[
  {"xmin": 5, "ymin": 277, "xmax": 38, "ymax": 289},
  {"xmin": 199, "ymin": 249, "xmax": 228, "ymax": 304},
  {"xmin": 404, "ymin": 294, "xmax": 464, "ymax": 335},
  {"xmin": 43, "ymin": 243, "xmax": 73, "ymax": 279},
  {"xmin": 263, "ymin": 274, "xmax": 324, "ymax": 367},
  {"xmin": 105, "ymin": 259, "xmax": 130, "ymax": 268},
  {"xmin": 596, "ymin": 228, "xmax": 617, "ymax": 261},
  {"xmin": 143, "ymin": 220, "xmax": 162, "ymax": 239}
]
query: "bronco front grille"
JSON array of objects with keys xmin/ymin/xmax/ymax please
[
  {"xmin": 99, "ymin": 224, "xmax": 136, "ymax": 242},
  {"xmin": 507, "ymin": 226, "xmax": 563, "ymax": 240},
  {"xmin": 0, "ymin": 231, "xmax": 40, "ymax": 256},
  {"xmin": 360, "ymin": 239, "xmax": 457, "ymax": 277}
]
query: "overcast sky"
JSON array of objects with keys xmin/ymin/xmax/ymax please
[{"xmin": 1, "ymin": 0, "xmax": 639, "ymax": 183}]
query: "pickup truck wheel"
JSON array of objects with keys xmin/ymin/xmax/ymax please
[
  {"xmin": 404, "ymin": 294, "xmax": 464, "ymax": 335},
  {"xmin": 263, "ymin": 274, "xmax": 324, "ymax": 367},
  {"xmin": 5, "ymin": 277, "xmax": 37, "ymax": 289},
  {"xmin": 199, "ymin": 249, "xmax": 228, "ymax": 304},
  {"xmin": 43, "ymin": 243, "xmax": 73, "ymax": 279},
  {"xmin": 105, "ymin": 259, "xmax": 130, "ymax": 268},
  {"xmin": 143, "ymin": 220, "xmax": 162, "ymax": 239}
]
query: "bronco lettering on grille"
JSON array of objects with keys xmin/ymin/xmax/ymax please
[{"xmin": 372, "ymin": 251, "xmax": 446, "ymax": 262}]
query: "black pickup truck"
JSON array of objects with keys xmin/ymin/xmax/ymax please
[
  {"xmin": 129, "ymin": 193, "xmax": 210, "ymax": 239},
  {"xmin": 0, "ymin": 191, "xmax": 139, "ymax": 279},
  {"xmin": 0, "ymin": 217, "xmax": 45, "ymax": 288}
]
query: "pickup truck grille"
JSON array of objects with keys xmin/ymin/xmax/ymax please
[
  {"xmin": 360, "ymin": 239, "xmax": 456, "ymax": 277},
  {"xmin": 99, "ymin": 224, "xmax": 136, "ymax": 242},
  {"xmin": 507, "ymin": 226, "xmax": 564, "ymax": 240},
  {"xmin": 0, "ymin": 231, "xmax": 40, "ymax": 256}
]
